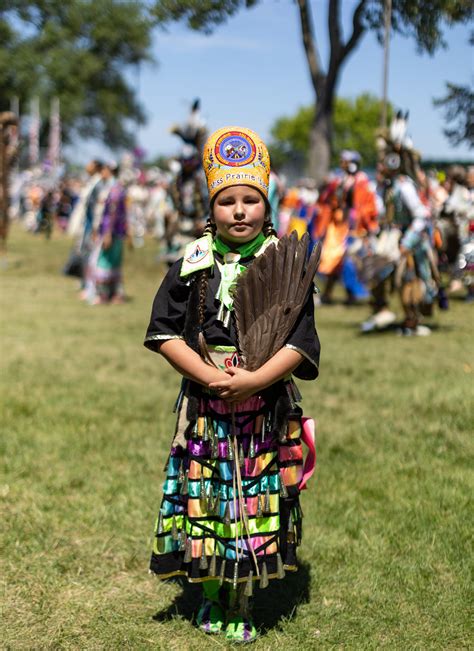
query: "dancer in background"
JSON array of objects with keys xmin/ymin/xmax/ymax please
[
  {"xmin": 86, "ymin": 163, "xmax": 128, "ymax": 304},
  {"xmin": 165, "ymin": 99, "xmax": 208, "ymax": 264},
  {"xmin": 363, "ymin": 112, "xmax": 440, "ymax": 335},
  {"xmin": 65, "ymin": 160, "xmax": 103, "ymax": 287},
  {"xmin": 318, "ymin": 151, "xmax": 378, "ymax": 304}
]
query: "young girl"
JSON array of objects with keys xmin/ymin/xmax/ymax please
[{"xmin": 145, "ymin": 127, "xmax": 320, "ymax": 643}]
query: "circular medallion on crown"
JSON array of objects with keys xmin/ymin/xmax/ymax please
[{"xmin": 215, "ymin": 131, "xmax": 257, "ymax": 167}]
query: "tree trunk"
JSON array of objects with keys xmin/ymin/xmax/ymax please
[{"xmin": 308, "ymin": 105, "xmax": 332, "ymax": 184}]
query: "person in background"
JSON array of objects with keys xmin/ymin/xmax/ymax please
[
  {"xmin": 65, "ymin": 160, "xmax": 103, "ymax": 288},
  {"xmin": 86, "ymin": 163, "xmax": 128, "ymax": 304}
]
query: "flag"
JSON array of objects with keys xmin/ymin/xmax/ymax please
[
  {"xmin": 47, "ymin": 97, "xmax": 61, "ymax": 170},
  {"xmin": 29, "ymin": 97, "xmax": 40, "ymax": 166}
]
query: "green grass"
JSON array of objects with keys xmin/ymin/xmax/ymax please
[{"xmin": 1, "ymin": 226, "xmax": 473, "ymax": 650}]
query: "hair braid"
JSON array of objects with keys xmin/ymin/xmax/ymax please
[
  {"xmin": 203, "ymin": 217, "xmax": 216, "ymax": 237},
  {"xmin": 197, "ymin": 268, "xmax": 209, "ymax": 327},
  {"xmin": 263, "ymin": 217, "xmax": 277, "ymax": 238},
  {"xmin": 196, "ymin": 267, "xmax": 217, "ymax": 367}
]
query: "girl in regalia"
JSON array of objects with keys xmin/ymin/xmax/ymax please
[{"xmin": 144, "ymin": 126, "xmax": 320, "ymax": 643}]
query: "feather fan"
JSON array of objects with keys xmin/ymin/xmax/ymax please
[{"xmin": 233, "ymin": 231, "xmax": 321, "ymax": 371}]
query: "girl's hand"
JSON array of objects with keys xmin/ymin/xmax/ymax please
[{"xmin": 209, "ymin": 367, "xmax": 261, "ymax": 403}]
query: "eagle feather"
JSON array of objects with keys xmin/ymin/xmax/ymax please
[{"xmin": 233, "ymin": 231, "xmax": 321, "ymax": 371}]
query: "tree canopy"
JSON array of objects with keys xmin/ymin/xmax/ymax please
[
  {"xmin": 269, "ymin": 94, "xmax": 392, "ymax": 169},
  {"xmin": 155, "ymin": 0, "xmax": 473, "ymax": 180},
  {"xmin": 434, "ymin": 83, "xmax": 474, "ymax": 149},
  {"xmin": 0, "ymin": 1, "xmax": 155, "ymax": 149}
]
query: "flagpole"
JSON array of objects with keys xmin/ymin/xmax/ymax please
[
  {"xmin": 29, "ymin": 97, "xmax": 40, "ymax": 167},
  {"xmin": 48, "ymin": 97, "xmax": 61, "ymax": 173},
  {"xmin": 381, "ymin": 0, "xmax": 392, "ymax": 129}
]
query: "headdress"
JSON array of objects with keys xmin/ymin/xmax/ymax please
[
  {"xmin": 202, "ymin": 126, "xmax": 270, "ymax": 202},
  {"xmin": 376, "ymin": 110, "xmax": 420, "ymax": 180},
  {"xmin": 170, "ymin": 98, "xmax": 207, "ymax": 152},
  {"xmin": 340, "ymin": 150, "xmax": 361, "ymax": 164}
]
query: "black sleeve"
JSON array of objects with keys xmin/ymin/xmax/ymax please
[
  {"xmin": 144, "ymin": 259, "xmax": 191, "ymax": 353},
  {"xmin": 285, "ymin": 288, "xmax": 320, "ymax": 380}
]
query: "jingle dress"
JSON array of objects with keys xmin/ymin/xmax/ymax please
[{"xmin": 144, "ymin": 245, "xmax": 320, "ymax": 589}]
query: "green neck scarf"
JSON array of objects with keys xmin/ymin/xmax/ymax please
[{"xmin": 212, "ymin": 232, "xmax": 266, "ymax": 322}]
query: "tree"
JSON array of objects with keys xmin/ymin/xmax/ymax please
[
  {"xmin": 0, "ymin": 1, "xmax": 155, "ymax": 149},
  {"xmin": 433, "ymin": 83, "xmax": 474, "ymax": 149},
  {"xmin": 270, "ymin": 93, "xmax": 392, "ymax": 170},
  {"xmin": 153, "ymin": 0, "xmax": 474, "ymax": 182}
]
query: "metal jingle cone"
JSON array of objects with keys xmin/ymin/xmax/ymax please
[
  {"xmin": 183, "ymin": 537, "xmax": 193, "ymax": 563},
  {"xmin": 179, "ymin": 530, "xmax": 186, "ymax": 551},
  {"xmin": 249, "ymin": 434, "xmax": 255, "ymax": 458},
  {"xmin": 178, "ymin": 464, "xmax": 185, "ymax": 483},
  {"xmin": 256, "ymin": 493, "xmax": 263, "ymax": 518},
  {"xmin": 223, "ymin": 309, "xmax": 231, "ymax": 330},
  {"xmin": 264, "ymin": 485, "xmax": 271, "ymax": 514},
  {"xmin": 227, "ymin": 436, "xmax": 234, "ymax": 461},
  {"xmin": 244, "ymin": 570, "xmax": 254, "ymax": 597},
  {"xmin": 233, "ymin": 560, "xmax": 239, "ymax": 589},
  {"xmin": 199, "ymin": 473, "xmax": 206, "ymax": 500},
  {"xmin": 208, "ymin": 417, "xmax": 215, "ymax": 439},
  {"xmin": 287, "ymin": 511, "xmax": 294, "ymax": 532},
  {"xmin": 224, "ymin": 500, "xmax": 231, "ymax": 525},
  {"xmin": 287, "ymin": 512, "xmax": 295, "ymax": 542},
  {"xmin": 259, "ymin": 561, "xmax": 269, "ymax": 589},
  {"xmin": 213, "ymin": 492, "xmax": 221, "ymax": 516},
  {"xmin": 199, "ymin": 541, "xmax": 208, "ymax": 570},
  {"xmin": 209, "ymin": 547, "xmax": 217, "ymax": 577},
  {"xmin": 157, "ymin": 511, "xmax": 164, "ymax": 535},
  {"xmin": 156, "ymin": 535, "xmax": 165, "ymax": 553},
  {"xmin": 211, "ymin": 432, "xmax": 219, "ymax": 459},
  {"xmin": 261, "ymin": 415, "xmax": 266, "ymax": 443},
  {"xmin": 181, "ymin": 470, "xmax": 189, "ymax": 496},
  {"xmin": 207, "ymin": 489, "xmax": 214, "ymax": 513},
  {"xmin": 239, "ymin": 443, "xmax": 245, "ymax": 468},
  {"xmin": 171, "ymin": 515, "xmax": 179, "ymax": 541},
  {"xmin": 279, "ymin": 473, "xmax": 288, "ymax": 498},
  {"xmin": 217, "ymin": 302, "xmax": 225, "ymax": 323},
  {"xmin": 219, "ymin": 558, "xmax": 226, "ymax": 586},
  {"xmin": 276, "ymin": 552, "xmax": 286, "ymax": 579},
  {"xmin": 267, "ymin": 414, "xmax": 272, "ymax": 434},
  {"xmin": 203, "ymin": 417, "xmax": 209, "ymax": 442}
]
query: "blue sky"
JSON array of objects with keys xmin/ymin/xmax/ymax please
[{"xmin": 81, "ymin": 0, "xmax": 473, "ymax": 163}]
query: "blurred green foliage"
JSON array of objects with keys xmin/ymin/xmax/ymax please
[
  {"xmin": 0, "ymin": 0, "xmax": 155, "ymax": 148},
  {"xmin": 434, "ymin": 82, "xmax": 474, "ymax": 149},
  {"xmin": 269, "ymin": 94, "xmax": 393, "ymax": 169}
]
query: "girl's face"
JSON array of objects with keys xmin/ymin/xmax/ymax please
[{"xmin": 212, "ymin": 185, "xmax": 266, "ymax": 245}]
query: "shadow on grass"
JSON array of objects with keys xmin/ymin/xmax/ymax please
[
  {"xmin": 151, "ymin": 562, "xmax": 312, "ymax": 633},
  {"xmin": 350, "ymin": 322, "xmax": 456, "ymax": 336},
  {"xmin": 253, "ymin": 562, "xmax": 311, "ymax": 633}
]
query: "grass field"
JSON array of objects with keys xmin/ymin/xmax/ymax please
[{"xmin": 1, "ymin": 226, "xmax": 472, "ymax": 650}]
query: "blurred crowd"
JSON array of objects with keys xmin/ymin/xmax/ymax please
[
  {"xmin": 277, "ymin": 153, "xmax": 474, "ymax": 335},
  {"xmin": 4, "ymin": 104, "xmax": 474, "ymax": 333}
]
